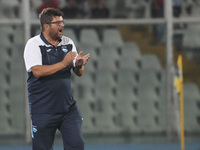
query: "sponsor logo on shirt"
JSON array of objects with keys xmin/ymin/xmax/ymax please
[{"xmin": 46, "ymin": 48, "xmax": 52, "ymax": 52}]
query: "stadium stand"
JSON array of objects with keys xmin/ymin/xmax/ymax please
[
  {"xmin": 137, "ymin": 96, "xmax": 161, "ymax": 133},
  {"xmin": 73, "ymin": 71, "xmax": 94, "ymax": 102},
  {"xmin": 97, "ymin": 55, "xmax": 117, "ymax": 72},
  {"xmin": 141, "ymin": 54, "xmax": 163, "ymax": 72},
  {"xmin": 0, "ymin": 72, "xmax": 9, "ymax": 90},
  {"xmin": 76, "ymin": 100, "xmax": 97, "ymax": 134},
  {"xmin": 79, "ymin": 28, "xmax": 101, "ymax": 49},
  {"xmin": 121, "ymin": 42, "xmax": 141, "ymax": 58},
  {"xmin": 102, "ymin": 28, "xmax": 124, "ymax": 48},
  {"xmin": 99, "ymin": 44, "xmax": 120, "ymax": 61},
  {"xmin": 0, "ymin": 0, "xmax": 20, "ymax": 18},
  {"xmin": 118, "ymin": 57, "xmax": 140, "ymax": 74},
  {"xmin": 139, "ymin": 70, "xmax": 161, "ymax": 88},
  {"xmin": 117, "ymin": 70, "xmax": 138, "ymax": 88},
  {"xmin": 13, "ymin": 26, "xmax": 24, "ymax": 49},
  {"xmin": 1, "ymin": 1, "xmax": 200, "ymax": 145},
  {"xmin": 183, "ymin": 83, "xmax": 200, "ymax": 133},
  {"xmin": 0, "ymin": 23, "xmax": 199, "ymax": 140},
  {"xmin": 0, "ymin": 112, "xmax": 12, "ymax": 135},
  {"xmin": 95, "ymin": 70, "xmax": 116, "ymax": 88},
  {"xmin": 63, "ymin": 28, "xmax": 79, "ymax": 46},
  {"xmin": 95, "ymin": 110, "xmax": 122, "ymax": 134},
  {"xmin": 182, "ymin": 27, "xmax": 200, "ymax": 50},
  {"xmin": 116, "ymin": 82, "xmax": 139, "ymax": 133}
]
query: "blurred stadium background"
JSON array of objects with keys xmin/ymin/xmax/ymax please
[{"xmin": 0, "ymin": 0, "xmax": 200, "ymax": 150}]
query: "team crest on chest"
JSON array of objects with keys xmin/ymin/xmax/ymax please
[{"xmin": 62, "ymin": 45, "xmax": 68, "ymax": 53}]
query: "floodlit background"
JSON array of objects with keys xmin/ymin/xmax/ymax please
[{"xmin": 0, "ymin": 0, "xmax": 200, "ymax": 149}]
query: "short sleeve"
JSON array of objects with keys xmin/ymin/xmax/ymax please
[
  {"xmin": 69, "ymin": 38, "xmax": 78, "ymax": 67},
  {"xmin": 23, "ymin": 38, "xmax": 42, "ymax": 72}
]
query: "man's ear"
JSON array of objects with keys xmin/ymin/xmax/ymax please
[{"xmin": 44, "ymin": 24, "xmax": 49, "ymax": 31}]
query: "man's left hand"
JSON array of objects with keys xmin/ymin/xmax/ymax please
[{"xmin": 75, "ymin": 51, "xmax": 90, "ymax": 67}]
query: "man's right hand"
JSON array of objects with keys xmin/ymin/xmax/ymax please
[{"xmin": 62, "ymin": 51, "xmax": 76, "ymax": 67}]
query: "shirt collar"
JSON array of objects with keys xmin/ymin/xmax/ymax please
[{"xmin": 40, "ymin": 32, "xmax": 62, "ymax": 46}]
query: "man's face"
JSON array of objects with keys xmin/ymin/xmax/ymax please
[{"xmin": 48, "ymin": 16, "xmax": 64, "ymax": 41}]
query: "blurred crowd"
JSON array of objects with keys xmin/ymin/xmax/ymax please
[
  {"xmin": 27, "ymin": 0, "xmax": 200, "ymax": 42},
  {"xmin": 27, "ymin": 0, "xmax": 200, "ymax": 20},
  {"xmin": 2, "ymin": 0, "xmax": 200, "ymax": 20},
  {"xmin": 31, "ymin": 0, "xmax": 110, "ymax": 19}
]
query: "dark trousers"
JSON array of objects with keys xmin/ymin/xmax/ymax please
[{"xmin": 31, "ymin": 105, "xmax": 84, "ymax": 150}]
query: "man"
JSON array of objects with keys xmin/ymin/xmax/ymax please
[{"xmin": 24, "ymin": 8, "xmax": 90, "ymax": 150}]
